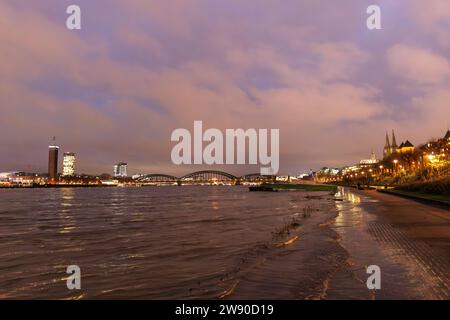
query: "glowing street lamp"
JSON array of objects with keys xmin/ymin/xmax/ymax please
[
  {"xmin": 378, "ymin": 165, "xmax": 384, "ymax": 176},
  {"xmin": 393, "ymin": 160, "xmax": 399, "ymax": 173}
]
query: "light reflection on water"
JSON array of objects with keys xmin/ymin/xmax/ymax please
[
  {"xmin": 334, "ymin": 187, "xmax": 362, "ymax": 229},
  {"xmin": 59, "ymin": 188, "xmax": 77, "ymax": 234},
  {"xmin": 331, "ymin": 187, "xmax": 449, "ymax": 300}
]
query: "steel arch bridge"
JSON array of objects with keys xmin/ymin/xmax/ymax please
[
  {"xmin": 135, "ymin": 171, "xmax": 276, "ymax": 185},
  {"xmin": 136, "ymin": 174, "xmax": 179, "ymax": 184},
  {"xmin": 180, "ymin": 170, "xmax": 238, "ymax": 183}
]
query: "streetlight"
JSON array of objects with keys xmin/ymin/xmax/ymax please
[{"xmin": 393, "ymin": 160, "xmax": 398, "ymax": 174}]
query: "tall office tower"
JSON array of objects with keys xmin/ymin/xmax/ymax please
[
  {"xmin": 62, "ymin": 152, "xmax": 76, "ymax": 176},
  {"xmin": 113, "ymin": 162, "xmax": 128, "ymax": 177},
  {"xmin": 48, "ymin": 137, "xmax": 59, "ymax": 183}
]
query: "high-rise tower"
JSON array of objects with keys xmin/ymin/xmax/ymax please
[
  {"xmin": 48, "ymin": 137, "xmax": 59, "ymax": 183},
  {"xmin": 62, "ymin": 152, "xmax": 76, "ymax": 176},
  {"xmin": 113, "ymin": 162, "xmax": 128, "ymax": 177}
]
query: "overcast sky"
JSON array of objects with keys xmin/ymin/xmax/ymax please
[{"xmin": 1, "ymin": 0, "xmax": 450, "ymax": 175}]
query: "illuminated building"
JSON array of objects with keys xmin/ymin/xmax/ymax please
[
  {"xmin": 397, "ymin": 140, "xmax": 414, "ymax": 153},
  {"xmin": 360, "ymin": 150, "xmax": 379, "ymax": 165},
  {"xmin": 62, "ymin": 152, "xmax": 76, "ymax": 176},
  {"xmin": 0, "ymin": 172, "xmax": 17, "ymax": 180},
  {"xmin": 48, "ymin": 137, "xmax": 59, "ymax": 183},
  {"xmin": 113, "ymin": 162, "xmax": 128, "ymax": 177},
  {"xmin": 383, "ymin": 130, "xmax": 398, "ymax": 158}
]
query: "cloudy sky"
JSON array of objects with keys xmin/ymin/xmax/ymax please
[{"xmin": 1, "ymin": 0, "xmax": 450, "ymax": 175}]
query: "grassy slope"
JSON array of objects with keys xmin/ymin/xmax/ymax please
[
  {"xmin": 380, "ymin": 189, "xmax": 450, "ymax": 204},
  {"xmin": 262, "ymin": 184, "xmax": 338, "ymax": 192}
]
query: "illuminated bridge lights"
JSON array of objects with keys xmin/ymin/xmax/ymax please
[{"xmin": 135, "ymin": 171, "xmax": 276, "ymax": 185}]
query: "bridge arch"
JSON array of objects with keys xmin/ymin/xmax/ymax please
[
  {"xmin": 180, "ymin": 170, "xmax": 238, "ymax": 181},
  {"xmin": 133, "ymin": 171, "xmax": 276, "ymax": 185},
  {"xmin": 137, "ymin": 174, "xmax": 179, "ymax": 182}
]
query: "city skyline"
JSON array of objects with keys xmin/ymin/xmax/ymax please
[
  {"xmin": 3, "ymin": 128, "xmax": 448, "ymax": 178},
  {"xmin": 1, "ymin": 1, "xmax": 449, "ymax": 303},
  {"xmin": 1, "ymin": 1, "xmax": 450, "ymax": 175}
]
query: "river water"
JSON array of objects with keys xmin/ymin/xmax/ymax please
[
  {"xmin": 0, "ymin": 186, "xmax": 345, "ymax": 299},
  {"xmin": 1, "ymin": 186, "xmax": 448, "ymax": 299}
]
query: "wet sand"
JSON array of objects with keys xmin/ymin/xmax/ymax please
[{"xmin": 326, "ymin": 188, "xmax": 450, "ymax": 300}]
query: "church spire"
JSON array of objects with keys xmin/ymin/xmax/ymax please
[
  {"xmin": 391, "ymin": 130, "xmax": 398, "ymax": 150},
  {"xmin": 383, "ymin": 131, "xmax": 391, "ymax": 158},
  {"xmin": 385, "ymin": 132, "xmax": 390, "ymax": 148},
  {"xmin": 445, "ymin": 128, "xmax": 450, "ymax": 140}
]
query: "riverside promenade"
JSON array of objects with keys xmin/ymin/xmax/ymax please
[{"xmin": 326, "ymin": 188, "xmax": 450, "ymax": 300}]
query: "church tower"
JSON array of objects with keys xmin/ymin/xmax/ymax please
[
  {"xmin": 391, "ymin": 130, "xmax": 398, "ymax": 154},
  {"xmin": 370, "ymin": 149, "xmax": 376, "ymax": 162},
  {"xmin": 445, "ymin": 129, "xmax": 450, "ymax": 141},
  {"xmin": 383, "ymin": 131, "xmax": 391, "ymax": 158}
]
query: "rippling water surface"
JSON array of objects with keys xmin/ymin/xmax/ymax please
[{"xmin": 0, "ymin": 186, "xmax": 342, "ymax": 299}]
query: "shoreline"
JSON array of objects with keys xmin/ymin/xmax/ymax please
[
  {"xmin": 325, "ymin": 187, "xmax": 450, "ymax": 299},
  {"xmin": 0, "ymin": 184, "xmax": 114, "ymax": 189}
]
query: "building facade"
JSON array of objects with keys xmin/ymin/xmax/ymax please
[
  {"xmin": 62, "ymin": 152, "xmax": 76, "ymax": 176},
  {"xmin": 397, "ymin": 140, "xmax": 415, "ymax": 154},
  {"xmin": 360, "ymin": 150, "xmax": 379, "ymax": 165},
  {"xmin": 113, "ymin": 162, "xmax": 128, "ymax": 177},
  {"xmin": 383, "ymin": 130, "xmax": 415, "ymax": 158}
]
